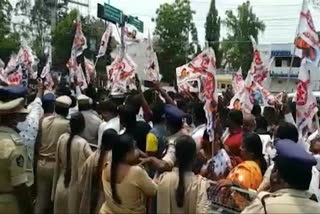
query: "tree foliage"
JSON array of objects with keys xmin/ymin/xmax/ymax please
[
  {"xmin": 0, "ymin": 0, "xmax": 20, "ymax": 63},
  {"xmin": 13, "ymin": 0, "xmax": 51, "ymax": 60},
  {"xmin": 222, "ymin": 1, "xmax": 265, "ymax": 76},
  {"xmin": 52, "ymin": 10, "xmax": 116, "ymax": 74},
  {"xmin": 205, "ymin": 0, "xmax": 221, "ymax": 67},
  {"xmin": 154, "ymin": 0, "xmax": 199, "ymax": 83}
]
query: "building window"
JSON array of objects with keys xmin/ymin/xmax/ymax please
[
  {"xmin": 292, "ymin": 57, "xmax": 301, "ymax": 67},
  {"xmin": 275, "ymin": 59, "xmax": 282, "ymax": 67}
]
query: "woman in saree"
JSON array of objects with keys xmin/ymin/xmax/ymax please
[
  {"xmin": 79, "ymin": 129, "xmax": 118, "ymax": 213},
  {"xmin": 214, "ymin": 133, "xmax": 267, "ymax": 210},
  {"xmin": 157, "ymin": 135, "xmax": 210, "ymax": 214}
]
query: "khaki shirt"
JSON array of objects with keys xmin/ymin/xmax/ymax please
[
  {"xmin": 0, "ymin": 126, "xmax": 28, "ymax": 192},
  {"xmin": 39, "ymin": 114, "xmax": 70, "ymax": 159},
  {"xmin": 80, "ymin": 110, "xmax": 102, "ymax": 146},
  {"xmin": 242, "ymin": 189, "xmax": 320, "ymax": 214},
  {"xmin": 162, "ymin": 129, "xmax": 189, "ymax": 168}
]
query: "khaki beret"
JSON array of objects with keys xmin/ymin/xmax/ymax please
[
  {"xmin": 0, "ymin": 98, "xmax": 29, "ymax": 114},
  {"xmin": 56, "ymin": 96, "xmax": 72, "ymax": 108},
  {"xmin": 77, "ymin": 94, "xmax": 92, "ymax": 105}
]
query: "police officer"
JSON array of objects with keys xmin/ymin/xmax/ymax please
[
  {"xmin": 242, "ymin": 139, "xmax": 320, "ymax": 214},
  {"xmin": 0, "ymin": 87, "xmax": 33, "ymax": 214},
  {"xmin": 35, "ymin": 95, "xmax": 71, "ymax": 214}
]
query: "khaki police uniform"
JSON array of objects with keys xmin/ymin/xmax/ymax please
[
  {"xmin": 242, "ymin": 188, "xmax": 320, "ymax": 214},
  {"xmin": 35, "ymin": 114, "xmax": 70, "ymax": 214},
  {"xmin": 35, "ymin": 95, "xmax": 71, "ymax": 214},
  {"xmin": 0, "ymin": 126, "xmax": 28, "ymax": 214}
]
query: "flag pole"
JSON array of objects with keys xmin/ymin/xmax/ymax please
[{"xmin": 285, "ymin": 0, "xmax": 305, "ymax": 92}]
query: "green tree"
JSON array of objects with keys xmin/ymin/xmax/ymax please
[
  {"xmin": 52, "ymin": 10, "xmax": 116, "ymax": 74},
  {"xmin": 222, "ymin": 1, "xmax": 265, "ymax": 76},
  {"xmin": 154, "ymin": 0, "xmax": 199, "ymax": 83},
  {"xmin": 30, "ymin": 0, "xmax": 51, "ymax": 58},
  {"xmin": 52, "ymin": 9, "xmax": 78, "ymax": 68},
  {"xmin": 0, "ymin": 0, "xmax": 20, "ymax": 63},
  {"xmin": 205, "ymin": 0, "xmax": 221, "ymax": 67},
  {"xmin": 14, "ymin": 0, "xmax": 51, "ymax": 59}
]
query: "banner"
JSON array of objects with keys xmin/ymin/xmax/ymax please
[
  {"xmin": 229, "ymin": 68, "xmax": 244, "ymax": 110},
  {"xmin": 41, "ymin": 45, "xmax": 52, "ymax": 78},
  {"xmin": 200, "ymin": 48, "xmax": 218, "ymax": 140},
  {"xmin": 249, "ymin": 36, "xmax": 271, "ymax": 86},
  {"xmin": 176, "ymin": 64, "xmax": 201, "ymax": 93},
  {"xmin": 295, "ymin": 0, "xmax": 319, "ymax": 133},
  {"xmin": 144, "ymin": 32, "xmax": 161, "ymax": 82},
  {"xmin": 76, "ymin": 64, "xmax": 88, "ymax": 90},
  {"xmin": 7, "ymin": 66, "xmax": 23, "ymax": 85},
  {"xmin": 97, "ymin": 24, "xmax": 112, "ymax": 58},
  {"xmin": 177, "ymin": 48, "xmax": 217, "ymax": 140},
  {"xmin": 17, "ymin": 44, "xmax": 35, "ymax": 70},
  {"xmin": 84, "ymin": 57, "xmax": 95, "ymax": 84},
  {"xmin": 107, "ymin": 55, "xmax": 137, "ymax": 95},
  {"xmin": 67, "ymin": 16, "xmax": 87, "ymax": 80},
  {"xmin": 71, "ymin": 16, "xmax": 87, "ymax": 58},
  {"xmin": 295, "ymin": 0, "xmax": 320, "ymax": 67},
  {"xmin": 66, "ymin": 56, "xmax": 78, "ymax": 82},
  {"xmin": 296, "ymin": 59, "xmax": 318, "ymax": 132}
]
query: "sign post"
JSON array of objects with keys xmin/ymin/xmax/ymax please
[
  {"xmin": 97, "ymin": 3, "xmax": 124, "ymax": 25},
  {"xmin": 97, "ymin": 3, "xmax": 144, "ymax": 58},
  {"xmin": 127, "ymin": 15, "xmax": 144, "ymax": 33}
]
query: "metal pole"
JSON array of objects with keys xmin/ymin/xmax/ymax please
[{"xmin": 120, "ymin": 26, "xmax": 125, "ymax": 59}]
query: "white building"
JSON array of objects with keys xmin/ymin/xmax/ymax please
[{"xmin": 258, "ymin": 43, "xmax": 320, "ymax": 93}]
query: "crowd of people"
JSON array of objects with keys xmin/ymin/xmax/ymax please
[{"xmin": 1, "ymin": 76, "xmax": 320, "ymax": 214}]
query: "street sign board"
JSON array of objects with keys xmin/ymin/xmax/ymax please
[
  {"xmin": 127, "ymin": 15, "xmax": 144, "ymax": 33},
  {"xmin": 97, "ymin": 3, "xmax": 124, "ymax": 25}
]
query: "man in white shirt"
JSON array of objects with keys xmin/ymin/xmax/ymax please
[{"xmin": 97, "ymin": 100, "xmax": 120, "ymax": 148}]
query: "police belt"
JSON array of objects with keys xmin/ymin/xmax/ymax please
[{"xmin": 38, "ymin": 155, "xmax": 56, "ymax": 162}]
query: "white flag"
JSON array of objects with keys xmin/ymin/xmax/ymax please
[
  {"xmin": 97, "ymin": 25, "xmax": 112, "ymax": 58},
  {"xmin": 107, "ymin": 55, "xmax": 136, "ymax": 95},
  {"xmin": 76, "ymin": 64, "xmax": 88, "ymax": 90},
  {"xmin": 71, "ymin": 16, "xmax": 87, "ymax": 58},
  {"xmin": 84, "ymin": 57, "xmax": 95, "ymax": 84},
  {"xmin": 296, "ymin": 59, "xmax": 318, "ymax": 132},
  {"xmin": 295, "ymin": 0, "xmax": 320, "ymax": 67},
  {"xmin": 144, "ymin": 31, "xmax": 161, "ymax": 82},
  {"xmin": 41, "ymin": 45, "xmax": 52, "ymax": 79}
]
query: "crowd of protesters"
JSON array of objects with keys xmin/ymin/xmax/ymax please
[{"xmin": 1, "ymin": 75, "xmax": 320, "ymax": 214}]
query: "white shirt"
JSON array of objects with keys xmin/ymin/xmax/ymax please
[
  {"xmin": 192, "ymin": 124, "xmax": 206, "ymax": 152},
  {"xmin": 258, "ymin": 134, "xmax": 275, "ymax": 165},
  {"xmin": 97, "ymin": 117, "xmax": 120, "ymax": 148},
  {"xmin": 18, "ymin": 97, "xmax": 43, "ymax": 159},
  {"xmin": 17, "ymin": 97, "xmax": 43, "ymax": 186}
]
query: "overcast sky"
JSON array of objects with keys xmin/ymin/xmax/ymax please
[
  {"xmin": 79, "ymin": 0, "xmax": 320, "ymax": 45},
  {"xmin": 11, "ymin": 0, "xmax": 320, "ymax": 45}
]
